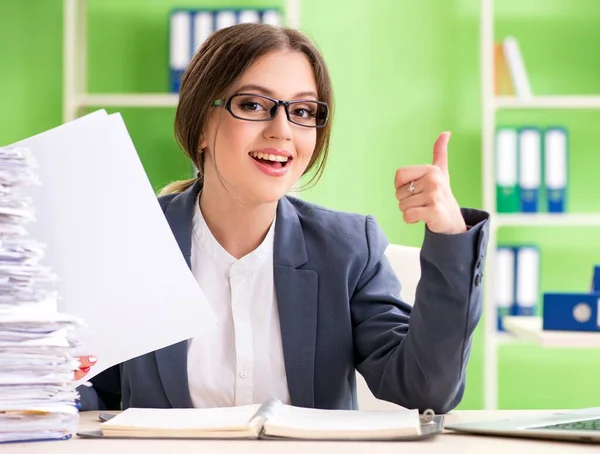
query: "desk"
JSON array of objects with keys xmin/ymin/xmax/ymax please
[{"xmin": 4, "ymin": 411, "xmax": 598, "ymax": 453}]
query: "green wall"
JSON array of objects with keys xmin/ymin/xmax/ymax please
[{"xmin": 1, "ymin": 0, "xmax": 599, "ymax": 410}]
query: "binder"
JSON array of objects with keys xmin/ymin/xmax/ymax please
[
  {"xmin": 169, "ymin": 10, "xmax": 192, "ymax": 93},
  {"xmin": 592, "ymin": 266, "xmax": 600, "ymax": 293},
  {"xmin": 514, "ymin": 246, "xmax": 540, "ymax": 316},
  {"xmin": 215, "ymin": 10, "xmax": 236, "ymax": 30},
  {"xmin": 261, "ymin": 9, "xmax": 283, "ymax": 26},
  {"xmin": 544, "ymin": 127, "xmax": 568, "ymax": 213},
  {"xmin": 192, "ymin": 11, "xmax": 213, "ymax": 56},
  {"xmin": 238, "ymin": 9, "xmax": 261, "ymax": 24},
  {"xmin": 495, "ymin": 128, "xmax": 520, "ymax": 213},
  {"xmin": 518, "ymin": 128, "xmax": 541, "ymax": 213},
  {"xmin": 495, "ymin": 247, "xmax": 515, "ymax": 331},
  {"xmin": 494, "ymin": 43, "xmax": 514, "ymax": 96},
  {"xmin": 543, "ymin": 293, "xmax": 600, "ymax": 332},
  {"xmin": 502, "ymin": 36, "xmax": 532, "ymax": 100}
]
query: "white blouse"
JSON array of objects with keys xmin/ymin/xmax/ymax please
[{"xmin": 187, "ymin": 200, "xmax": 291, "ymax": 408}]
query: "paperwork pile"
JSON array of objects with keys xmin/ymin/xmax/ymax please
[
  {"xmin": 0, "ymin": 110, "xmax": 216, "ymax": 442},
  {"xmin": 0, "ymin": 147, "xmax": 80, "ymax": 443}
]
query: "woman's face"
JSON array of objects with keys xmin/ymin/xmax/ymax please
[{"xmin": 200, "ymin": 50, "xmax": 320, "ymax": 205}]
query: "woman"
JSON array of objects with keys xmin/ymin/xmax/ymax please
[{"xmin": 78, "ymin": 23, "xmax": 489, "ymax": 414}]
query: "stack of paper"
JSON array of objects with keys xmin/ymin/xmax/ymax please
[
  {"xmin": 0, "ymin": 147, "xmax": 80, "ymax": 443},
  {"xmin": 0, "ymin": 110, "xmax": 217, "ymax": 441},
  {"xmin": 12, "ymin": 110, "xmax": 216, "ymax": 385}
]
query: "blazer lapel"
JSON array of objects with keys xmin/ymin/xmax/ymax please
[
  {"xmin": 154, "ymin": 181, "xmax": 201, "ymax": 408},
  {"xmin": 274, "ymin": 198, "xmax": 318, "ymax": 408}
]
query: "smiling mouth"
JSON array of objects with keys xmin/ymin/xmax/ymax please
[{"xmin": 248, "ymin": 151, "xmax": 293, "ymax": 168}]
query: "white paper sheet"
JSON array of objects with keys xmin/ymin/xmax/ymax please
[{"xmin": 11, "ymin": 110, "xmax": 216, "ymax": 384}]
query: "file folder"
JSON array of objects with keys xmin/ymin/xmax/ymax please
[
  {"xmin": 169, "ymin": 10, "xmax": 192, "ymax": 93},
  {"xmin": 514, "ymin": 246, "xmax": 539, "ymax": 316},
  {"xmin": 502, "ymin": 36, "xmax": 532, "ymax": 100},
  {"xmin": 543, "ymin": 293, "xmax": 600, "ymax": 332},
  {"xmin": 495, "ymin": 247, "xmax": 515, "ymax": 331},
  {"xmin": 544, "ymin": 127, "xmax": 568, "ymax": 213},
  {"xmin": 261, "ymin": 9, "xmax": 283, "ymax": 26},
  {"xmin": 592, "ymin": 266, "xmax": 600, "ymax": 293},
  {"xmin": 193, "ymin": 11, "xmax": 213, "ymax": 55},
  {"xmin": 518, "ymin": 128, "xmax": 541, "ymax": 213},
  {"xmin": 495, "ymin": 128, "xmax": 520, "ymax": 213},
  {"xmin": 215, "ymin": 10, "xmax": 236, "ymax": 30},
  {"xmin": 238, "ymin": 9, "xmax": 261, "ymax": 24}
]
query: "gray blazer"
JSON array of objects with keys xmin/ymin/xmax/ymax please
[{"xmin": 79, "ymin": 181, "xmax": 489, "ymax": 414}]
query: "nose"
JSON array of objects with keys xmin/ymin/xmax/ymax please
[{"xmin": 263, "ymin": 103, "xmax": 292, "ymax": 141}]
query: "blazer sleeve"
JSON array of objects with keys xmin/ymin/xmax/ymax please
[
  {"xmin": 352, "ymin": 208, "xmax": 489, "ymax": 414},
  {"xmin": 76, "ymin": 364, "xmax": 122, "ymax": 411}
]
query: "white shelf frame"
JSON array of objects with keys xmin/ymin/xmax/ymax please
[
  {"xmin": 63, "ymin": 0, "xmax": 301, "ymax": 122},
  {"xmin": 481, "ymin": 0, "xmax": 600, "ymax": 410},
  {"xmin": 503, "ymin": 316, "xmax": 600, "ymax": 348},
  {"xmin": 496, "ymin": 96, "xmax": 600, "ymax": 110}
]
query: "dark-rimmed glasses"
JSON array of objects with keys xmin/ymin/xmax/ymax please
[{"xmin": 213, "ymin": 93, "xmax": 329, "ymax": 128}]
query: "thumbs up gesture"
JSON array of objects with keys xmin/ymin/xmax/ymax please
[{"xmin": 394, "ymin": 132, "xmax": 467, "ymax": 235}]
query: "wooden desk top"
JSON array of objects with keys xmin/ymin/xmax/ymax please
[{"xmin": 3, "ymin": 410, "xmax": 599, "ymax": 453}]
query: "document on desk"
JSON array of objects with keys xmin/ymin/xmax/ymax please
[{"xmin": 11, "ymin": 110, "xmax": 217, "ymax": 384}]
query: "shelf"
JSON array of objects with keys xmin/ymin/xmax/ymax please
[
  {"xmin": 495, "ymin": 96, "xmax": 600, "ymax": 110},
  {"xmin": 77, "ymin": 94, "xmax": 179, "ymax": 108},
  {"xmin": 495, "ymin": 331, "xmax": 518, "ymax": 345},
  {"xmin": 494, "ymin": 214, "xmax": 600, "ymax": 227},
  {"xmin": 502, "ymin": 316, "xmax": 600, "ymax": 348}
]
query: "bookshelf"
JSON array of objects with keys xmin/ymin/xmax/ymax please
[
  {"xmin": 62, "ymin": 0, "xmax": 301, "ymax": 122},
  {"xmin": 481, "ymin": 0, "xmax": 600, "ymax": 410}
]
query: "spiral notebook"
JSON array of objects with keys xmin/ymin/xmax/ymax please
[{"xmin": 78, "ymin": 399, "xmax": 443, "ymax": 441}]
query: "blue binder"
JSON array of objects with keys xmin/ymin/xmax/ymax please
[
  {"xmin": 592, "ymin": 266, "xmax": 600, "ymax": 293},
  {"xmin": 543, "ymin": 293, "xmax": 600, "ymax": 332},
  {"xmin": 518, "ymin": 127, "xmax": 541, "ymax": 213},
  {"xmin": 495, "ymin": 247, "xmax": 515, "ymax": 331},
  {"xmin": 543, "ymin": 127, "xmax": 568, "ymax": 213}
]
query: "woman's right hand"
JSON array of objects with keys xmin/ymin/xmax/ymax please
[{"xmin": 74, "ymin": 355, "xmax": 98, "ymax": 381}]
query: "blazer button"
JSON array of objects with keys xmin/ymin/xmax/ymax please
[
  {"xmin": 474, "ymin": 274, "xmax": 482, "ymax": 286},
  {"xmin": 476, "ymin": 257, "xmax": 482, "ymax": 269}
]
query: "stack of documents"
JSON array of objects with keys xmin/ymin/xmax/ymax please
[
  {"xmin": 0, "ymin": 110, "xmax": 216, "ymax": 440},
  {"xmin": 10, "ymin": 109, "xmax": 216, "ymax": 386},
  {"xmin": 0, "ymin": 147, "xmax": 80, "ymax": 443}
]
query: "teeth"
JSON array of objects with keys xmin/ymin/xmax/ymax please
[{"xmin": 249, "ymin": 152, "xmax": 289, "ymax": 162}]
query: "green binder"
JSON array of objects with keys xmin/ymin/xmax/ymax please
[{"xmin": 495, "ymin": 127, "xmax": 520, "ymax": 213}]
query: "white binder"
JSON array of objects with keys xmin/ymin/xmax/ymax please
[
  {"xmin": 495, "ymin": 247, "xmax": 515, "ymax": 331},
  {"xmin": 262, "ymin": 9, "xmax": 282, "ymax": 26},
  {"xmin": 518, "ymin": 128, "xmax": 541, "ymax": 213},
  {"xmin": 169, "ymin": 11, "xmax": 192, "ymax": 92},
  {"xmin": 544, "ymin": 128, "xmax": 568, "ymax": 213},
  {"xmin": 238, "ymin": 9, "xmax": 260, "ymax": 24},
  {"xmin": 193, "ymin": 11, "xmax": 213, "ymax": 55},
  {"xmin": 515, "ymin": 246, "xmax": 540, "ymax": 316},
  {"xmin": 215, "ymin": 10, "xmax": 236, "ymax": 30}
]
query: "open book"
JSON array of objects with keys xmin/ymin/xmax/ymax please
[{"xmin": 81, "ymin": 399, "xmax": 443, "ymax": 441}]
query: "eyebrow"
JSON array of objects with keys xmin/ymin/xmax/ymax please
[{"xmin": 234, "ymin": 84, "xmax": 319, "ymax": 100}]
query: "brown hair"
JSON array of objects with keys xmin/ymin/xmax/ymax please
[{"xmin": 159, "ymin": 23, "xmax": 334, "ymax": 196}]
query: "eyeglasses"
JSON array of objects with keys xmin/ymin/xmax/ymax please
[{"xmin": 213, "ymin": 93, "xmax": 329, "ymax": 128}]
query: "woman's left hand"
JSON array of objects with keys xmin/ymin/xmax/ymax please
[{"xmin": 394, "ymin": 132, "xmax": 467, "ymax": 235}]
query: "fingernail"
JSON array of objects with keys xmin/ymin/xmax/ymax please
[
  {"xmin": 444, "ymin": 131, "xmax": 452, "ymax": 137},
  {"xmin": 88, "ymin": 356, "xmax": 98, "ymax": 363},
  {"xmin": 81, "ymin": 366, "xmax": 91, "ymax": 373}
]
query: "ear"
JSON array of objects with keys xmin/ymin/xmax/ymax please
[{"xmin": 199, "ymin": 135, "xmax": 207, "ymax": 151}]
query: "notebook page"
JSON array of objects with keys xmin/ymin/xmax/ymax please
[
  {"xmin": 101, "ymin": 405, "xmax": 261, "ymax": 432},
  {"xmin": 263, "ymin": 405, "xmax": 422, "ymax": 439}
]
